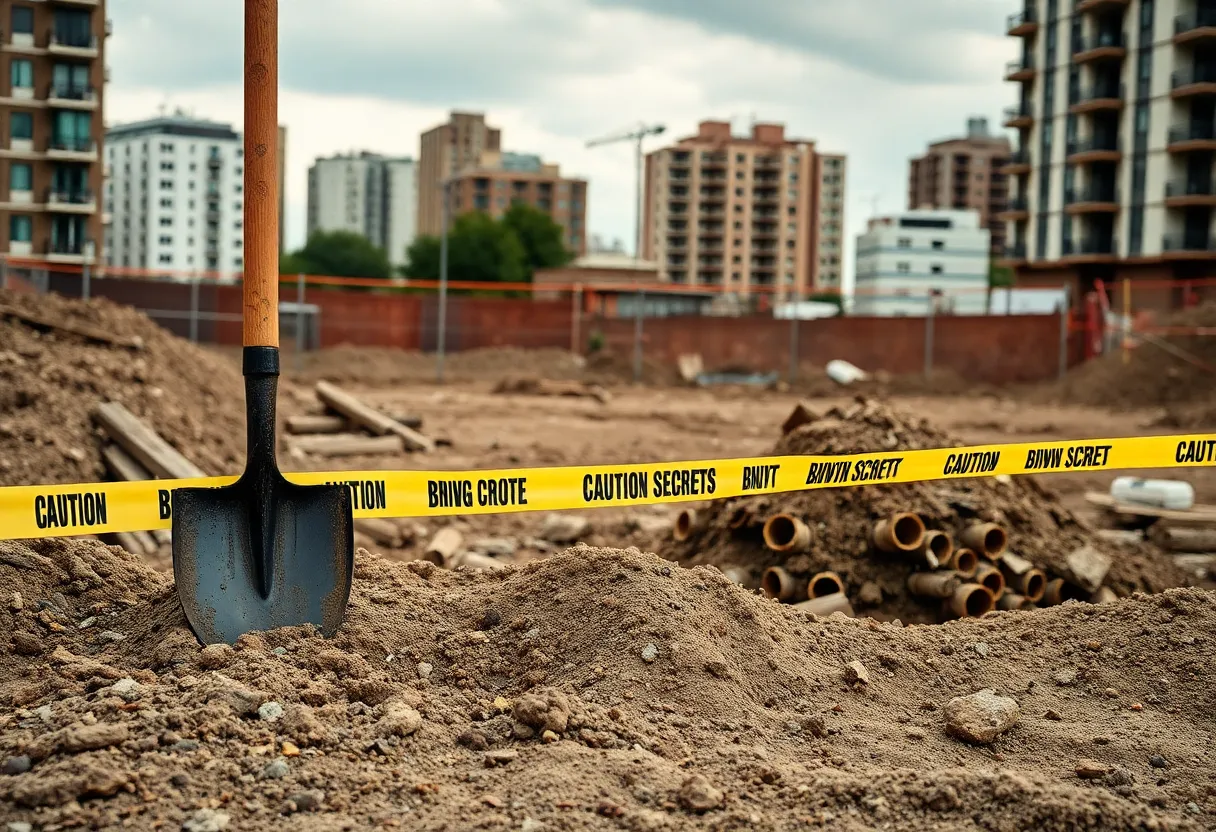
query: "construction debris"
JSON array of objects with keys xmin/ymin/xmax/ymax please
[
  {"xmin": 492, "ymin": 376, "xmax": 611, "ymax": 403},
  {"xmin": 315, "ymin": 381, "xmax": 433, "ymax": 452}
]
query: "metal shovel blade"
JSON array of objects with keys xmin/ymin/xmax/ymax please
[{"xmin": 172, "ymin": 355, "xmax": 354, "ymax": 645}]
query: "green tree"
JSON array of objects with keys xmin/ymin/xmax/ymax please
[
  {"xmin": 403, "ymin": 212, "xmax": 527, "ymax": 285},
  {"xmin": 989, "ymin": 262, "xmax": 1015, "ymax": 288},
  {"xmin": 279, "ymin": 230, "xmax": 392, "ymax": 278},
  {"xmin": 501, "ymin": 202, "xmax": 575, "ymax": 278}
]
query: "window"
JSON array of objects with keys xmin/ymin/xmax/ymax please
[
  {"xmin": 9, "ymin": 214, "xmax": 31, "ymax": 242},
  {"xmin": 9, "ymin": 162, "xmax": 31, "ymax": 191},
  {"xmin": 160, "ymin": 180, "xmax": 173, "ymax": 190},
  {"xmin": 160, "ymin": 161, "xmax": 174, "ymax": 171},
  {"xmin": 10, "ymin": 59, "xmax": 33, "ymax": 89},
  {"xmin": 159, "ymin": 217, "xmax": 172, "ymax": 227},
  {"xmin": 930, "ymin": 264, "xmax": 943, "ymax": 274},
  {"xmin": 11, "ymin": 6, "xmax": 33, "ymax": 34},
  {"xmin": 158, "ymin": 254, "xmax": 172, "ymax": 264},
  {"xmin": 931, "ymin": 239, "xmax": 944, "ymax": 250},
  {"xmin": 158, "ymin": 235, "xmax": 172, "ymax": 245},
  {"xmin": 160, "ymin": 198, "xmax": 172, "ymax": 208},
  {"xmin": 160, "ymin": 142, "xmax": 174, "ymax": 153},
  {"xmin": 896, "ymin": 261, "xmax": 910, "ymax": 273},
  {"xmin": 51, "ymin": 111, "xmax": 91, "ymax": 150},
  {"xmin": 9, "ymin": 112, "xmax": 32, "ymax": 141}
]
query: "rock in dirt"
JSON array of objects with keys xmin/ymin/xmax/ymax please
[
  {"xmin": 844, "ymin": 660, "xmax": 870, "ymax": 686},
  {"xmin": 182, "ymin": 808, "xmax": 230, "ymax": 831},
  {"xmin": 376, "ymin": 700, "xmax": 423, "ymax": 737},
  {"xmin": 1064, "ymin": 545, "xmax": 1112, "ymax": 594},
  {"xmin": 1076, "ymin": 760, "xmax": 1111, "ymax": 779},
  {"xmin": 539, "ymin": 514, "xmax": 591, "ymax": 543},
  {"xmin": 281, "ymin": 789, "xmax": 324, "ymax": 814},
  {"xmin": 30, "ymin": 722, "xmax": 129, "ymax": 760},
  {"xmin": 484, "ymin": 749, "xmax": 519, "ymax": 767},
  {"xmin": 943, "ymin": 690, "xmax": 1020, "ymax": 745},
  {"xmin": 257, "ymin": 701, "xmax": 284, "ymax": 722},
  {"xmin": 3, "ymin": 755, "xmax": 31, "ymax": 775},
  {"xmin": 677, "ymin": 774, "xmax": 724, "ymax": 812},
  {"xmin": 261, "ymin": 758, "xmax": 290, "ymax": 780},
  {"xmin": 512, "ymin": 688, "xmax": 570, "ymax": 733},
  {"xmin": 9, "ymin": 633, "xmax": 42, "ymax": 657}
]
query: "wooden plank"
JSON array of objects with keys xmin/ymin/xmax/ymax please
[
  {"xmin": 101, "ymin": 443, "xmax": 172, "ymax": 546},
  {"xmin": 0, "ymin": 302, "xmax": 144, "ymax": 350},
  {"xmin": 111, "ymin": 532, "xmax": 148, "ymax": 556},
  {"xmin": 354, "ymin": 518, "xmax": 404, "ymax": 548},
  {"xmin": 1085, "ymin": 492, "xmax": 1216, "ymax": 525},
  {"xmin": 315, "ymin": 381, "xmax": 433, "ymax": 452},
  {"xmin": 286, "ymin": 414, "xmax": 348, "ymax": 435},
  {"xmin": 132, "ymin": 530, "xmax": 160, "ymax": 554},
  {"xmin": 93, "ymin": 402, "xmax": 205, "ymax": 480},
  {"xmin": 1149, "ymin": 526, "xmax": 1216, "ymax": 553},
  {"xmin": 386, "ymin": 413, "xmax": 423, "ymax": 430},
  {"xmin": 289, "ymin": 433, "xmax": 403, "ymax": 457}
]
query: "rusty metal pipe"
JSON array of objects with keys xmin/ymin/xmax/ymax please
[
  {"xmin": 763, "ymin": 514, "xmax": 812, "ymax": 553},
  {"xmin": 1008, "ymin": 568, "xmax": 1047, "ymax": 603},
  {"xmin": 975, "ymin": 562, "xmax": 1005, "ymax": 597},
  {"xmin": 946, "ymin": 547, "xmax": 979, "ymax": 578},
  {"xmin": 870, "ymin": 512, "xmax": 926, "ymax": 554},
  {"xmin": 996, "ymin": 591, "xmax": 1027, "ymax": 611},
  {"xmin": 949, "ymin": 582, "xmax": 996, "ymax": 618},
  {"xmin": 916, "ymin": 530, "xmax": 952, "ymax": 569},
  {"xmin": 906, "ymin": 570, "xmax": 961, "ymax": 599},
  {"xmin": 1042, "ymin": 578, "xmax": 1085, "ymax": 606},
  {"xmin": 673, "ymin": 508, "xmax": 706, "ymax": 542},
  {"xmin": 790, "ymin": 593, "xmax": 853, "ymax": 617},
  {"xmin": 958, "ymin": 523, "xmax": 1007, "ymax": 560},
  {"xmin": 761, "ymin": 566, "xmax": 798, "ymax": 601},
  {"xmin": 727, "ymin": 506, "xmax": 754, "ymax": 531},
  {"xmin": 807, "ymin": 571, "xmax": 844, "ymax": 599}
]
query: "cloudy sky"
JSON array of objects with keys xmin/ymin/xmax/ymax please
[{"xmin": 105, "ymin": 0, "xmax": 1020, "ymax": 280}]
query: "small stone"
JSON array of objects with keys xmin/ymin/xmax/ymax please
[
  {"xmin": 1044, "ymin": 709, "xmax": 1063, "ymax": 721},
  {"xmin": 1105, "ymin": 767, "xmax": 1134, "ymax": 787},
  {"xmin": 943, "ymin": 689, "xmax": 1019, "ymax": 745},
  {"xmin": 482, "ymin": 794, "xmax": 505, "ymax": 808},
  {"xmin": 170, "ymin": 773, "xmax": 189, "ymax": 788},
  {"xmin": 272, "ymin": 646, "xmax": 288, "ymax": 656},
  {"xmin": 182, "ymin": 808, "xmax": 230, "ymax": 832},
  {"xmin": 417, "ymin": 662, "xmax": 433, "ymax": 679},
  {"xmin": 1076, "ymin": 760, "xmax": 1110, "ymax": 779},
  {"xmin": 844, "ymin": 660, "xmax": 870, "ymax": 686},
  {"xmin": 111, "ymin": 678, "xmax": 141, "ymax": 700},
  {"xmin": 1104, "ymin": 688, "xmax": 1119, "ymax": 699},
  {"xmin": 261, "ymin": 758, "xmax": 290, "ymax": 780},
  {"xmin": 641, "ymin": 644, "xmax": 659, "ymax": 663},
  {"xmin": 34, "ymin": 705, "xmax": 52, "ymax": 723},
  {"xmin": 77, "ymin": 616, "xmax": 97, "ymax": 629},
  {"xmin": 376, "ymin": 700, "xmax": 423, "ymax": 737},
  {"xmin": 512, "ymin": 721, "xmax": 535, "ymax": 740},
  {"xmin": 3, "ymin": 755, "xmax": 32, "ymax": 775},
  {"xmin": 677, "ymin": 773, "xmax": 724, "ymax": 812},
  {"xmin": 1130, "ymin": 703, "xmax": 1143, "ymax": 711},
  {"xmin": 8, "ymin": 592, "xmax": 23, "ymax": 611},
  {"xmin": 281, "ymin": 741, "xmax": 301, "ymax": 757},
  {"xmin": 8, "ymin": 822, "xmax": 33, "ymax": 832},
  {"xmin": 1149, "ymin": 755, "xmax": 1169, "ymax": 769},
  {"xmin": 857, "ymin": 582, "xmax": 883, "ymax": 606},
  {"xmin": 258, "ymin": 702, "xmax": 284, "ymax": 722},
  {"xmin": 521, "ymin": 819, "xmax": 544, "ymax": 832},
  {"xmin": 282, "ymin": 789, "xmax": 325, "ymax": 813},
  {"xmin": 198, "ymin": 643, "xmax": 233, "ymax": 669},
  {"xmin": 1186, "ymin": 803, "xmax": 1201, "ymax": 814},
  {"xmin": 97, "ymin": 630, "xmax": 126, "ymax": 643},
  {"xmin": 484, "ymin": 749, "xmax": 519, "ymax": 767},
  {"xmin": 541, "ymin": 730, "xmax": 559, "ymax": 744},
  {"xmin": 1053, "ymin": 669, "xmax": 1077, "ymax": 686},
  {"xmin": 10, "ymin": 633, "xmax": 42, "ymax": 657},
  {"xmin": 512, "ymin": 688, "xmax": 570, "ymax": 733},
  {"xmin": 973, "ymin": 642, "xmax": 990, "ymax": 657}
]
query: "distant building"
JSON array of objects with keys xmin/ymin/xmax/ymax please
[
  {"xmin": 907, "ymin": 117, "xmax": 1010, "ymax": 257},
  {"xmin": 305, "ymin": 152, "xmax": 417, "ymax": 266},
  {"xmin": 104, "ymin": 113, "xmax": 244, "ymax": 276},
  {"xmin": 853, "ymin": 208, "xmax": 990, "ymax": 316},
  {"xmin": 642, "ymin": 120, "xmax": 846, "ymax": 300},
  {"xmin": 418, "ymin": 111, "xmax": 588, "ymax": 255}
]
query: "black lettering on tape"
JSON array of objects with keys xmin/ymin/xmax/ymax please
[
  {"xmin": 850, "ymin": 457, "xmax": 904, "ymax": 483},
  {"xmin": 1024, "ymin": 447, "xmax": 1063, "ymax": 470},
  {"xmin": 943, "ymin": 451, "xmax": 1000, "ymax": 476},
  {"xmin": 1064, "ymin": 444, "xmax": 1112, "ymax": 469},
  {"xmin": 424, "ymin": 479, "xmax": 473, "ymax": 509},
  {"xmin": 651, "ymin": 467, "xmax": 717, "ymax": 498},
  {"xmin": 583, "ymin": 471, "xmax": 649, "ymax": 503},
  {"xmin": 1176, "ymin": 439, "xmax": 1216, "ymax": 465},
  {"xmin": 34, "ymin": 491, "xmax": 107, "ymax": 531},
  {"xmin": 805, "ymin": 460, "xmax": 851, "ymax": 485},
  {"xmin": 742, "ymin": 464, "xmax": 780, "ymax": 491},
  {"xmin": 476, "ymin": 477, "xmax": 528, "ymax": 507},
  {"xmin": 158, "ymin": 489, "xmax": 172, "ymax": 520}
]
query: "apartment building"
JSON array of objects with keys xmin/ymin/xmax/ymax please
[
  {"xmin": 854, "ymin": 208, "xmax": 990, "ymax": 316},
  {"xmin": 908, "ymin": 117, "xmax": 1011, "ymax": 256},
  {"xmin": 306, "ymin": 152, "xmax": 416, "ymax": 266},
  {"xmin": 641, "ymin": 120, "xmax": 847, "ymax": 300},
  {"xmin": 0, "ymin": 0, "xmax": 107, "ymax": 265},
  {"xmin": 445, "ymin": 150, "xmax": 588, "ymax": 255},
  {"xmin": 1002, "ymin": 0, "xmax": 1216, "ymax": 300},
  {"xmin": 104, "ymin": 114, "xmax": 244, "ymax": 276},
  {"xmin": 417, "ymin": 111, "xmax": 501, "ymax": 236}
]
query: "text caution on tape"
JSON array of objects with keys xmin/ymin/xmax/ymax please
[{"xmin": 1, "ymin": 433, "xmax": 1213, "ymax": 540}]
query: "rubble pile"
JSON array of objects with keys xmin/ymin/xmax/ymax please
[
  {"xmin": 662, "ymin": 398, "xmax": 1192, "ymax": 624},
  {"xmin": 1, "ymin": 537, "xmax": 1213, "ymax": 830}
]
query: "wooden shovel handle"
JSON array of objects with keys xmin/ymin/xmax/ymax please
[{"xmin": 243, "ymin": 0, "xmax": 279, "ymax": 347}]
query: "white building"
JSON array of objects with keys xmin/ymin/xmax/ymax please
[
  {"xmin": 103, "ymin": 114, "xmax": 245, "ymax": 278},
  {"xmin": 853, "ymin": 208, "xmax": 990, "ymax": 316},
  {"xmin": 306, "ymin": 152, "xmax": 417, "ymax": 266}
]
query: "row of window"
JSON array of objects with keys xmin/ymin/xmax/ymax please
[
  {"xmin": 3, "ymin": 110, "xmax": 92, "ymax": 147},
  {"xmin": 10, "ymin": 59, "xmax": 90, "ymax": 93},
  {"xmin": 894, "ymin": 262, "xmax": 950, "ymax": 275}
]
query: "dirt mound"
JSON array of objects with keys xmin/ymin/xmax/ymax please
[
  {"xmin": 0, "ymin": 289, "xmax": 247, "ymax": 485},
  {"xmin": 1053, "ymin": 302, "xmax": 1216, "ymax": 420},
  {"xmin": 662, "ymin": 398, "xmax": 1192, "ymax": 625},
  {"xmin": 1, "ymin": 537, "xmax": 1214, "ymax": 830},
  {"xmin": 295, "ymin": 345, "xmax": 589, "ymax": 386}
]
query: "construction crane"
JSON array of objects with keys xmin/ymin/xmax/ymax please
[{"xmin": 586, "ymin": 123, "xmax": 666, "ymax": 263}]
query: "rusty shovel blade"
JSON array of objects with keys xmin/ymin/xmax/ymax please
[{"xmin": 171, "ymin": 347, "xmax": 354, "ymax": 645}]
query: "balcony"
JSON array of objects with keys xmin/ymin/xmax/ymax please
[
  {"xmin": 46, "ymin": 188, "xmax": 95, "ymax": 213},
  {"xmin": 47, "ymin": 31, "xmax": 99, "ymax": 57},
  {"xmin": 46, "ymin": 138, "xmax": 97, "ymax": 161},
  {"xmin": 1007, "ymin": 9, "xmax": 1038, "ymax": 36},
  {"xmin": 1072, "ymin": 31, "xmax": 1127, "ymax": 64},
  {"xmin": 1003, "ymin": 149, "xmax": 1032, "ymax": 174},
  {"xmin": 44, "ymin": 237, "xmax": 94, "ymax": 263},
  {"xmin": 1163, "ymin": 236, "xmax": 1216, "ymax": 259},
  {"xmin": 1164, "ymin": 180, "xmax": 1216, "ymax": 207},
  {"xmin": 1004, "ymin": 57, "xmax": 1036, "ymax": 82},
  {"xmin": 1076, "ymin": 0, "xmax": 1130, "ymax": 11},
  {"xmin": 1065, "ymin": 186, "xmax": 1120, "ymax": 213},
  {"xmin": 1167, "ymin": 123, "xmax": 1216, "ymax": 151},
  {"xmin": 1070, "ymin": 83, "xmax": 1125, "ymax": 113},
  {"xmin": 1003, "ymin": 103, "xmax": 1034, "ymax": 128},
  {"xmin": 1066, "ymin": 135, "xmax": 1121, "ymax": 163},
  {"xmin": 1171, "ymin": 67, "xmax": 1216, "ymax": 98},
  {"xmin": 46, "ymin": 83, "xmax": 98, "ymax": 110},
  {"xmin": 997, "ymin": 195, "xmax": 1030, "ymax": 220},
  {"xmin": 1175, "ymin": 11, "xmax": 1216, "ymax": 44},
  {"xmin": 753, "ymin": 189, "xmax": 780, "ymax": 205},
  {"xmin": 1063, "ymin": 237, "xmax": 1118, "ymax": 262},
  {"xmin": 752, "ymin": 224, "xmax": 778, "ymax": 238}
]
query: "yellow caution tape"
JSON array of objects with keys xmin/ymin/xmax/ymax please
[{"xmin": 1, "ymin": 434, "xmax": 1214, "ymax": 541}]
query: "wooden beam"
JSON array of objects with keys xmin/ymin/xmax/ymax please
[
  {"xmin": 93, "ymin": 402, "xmax": 205, "ymax": 479},
  {"xmin": 354, "ymin": 518, "xmax": 404, "ymax": 548},
  {"xmin": 289, "ymin": 433, "xmax": 403, "ymax": 457},
  {"xmin": 315, "ymin": 381, "xmax": 433, "ymax": 452},
  {"xmin": 286, "ymin": 414, "xmax": 348, "ymax": 434},
  {"xmin": 1086, "ymin": 492, "xmax": 1216, "ymax": 525},
  {"xmin": 100, "ymin": 443, "xmax": 172, "ymax": 547}
]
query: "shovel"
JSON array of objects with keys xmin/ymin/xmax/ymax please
[{"xmin": 171, "ymin": 0, "xmax": 354, "ymax": 645}]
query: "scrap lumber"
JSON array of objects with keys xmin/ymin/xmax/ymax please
[
  {"xmin": 0, "ymin": 302, "xmax": 144, "ymax": 350},
  {"xmin": 353, "ymin": 518, "xmax": 405, "ymax": 548},
  {"xmin": 286, "ymin": 414, "xmax": 348, "ymax": 434},
  {"xmin": 100, "ymin": 443, "xmax": 172, "ymax": 547},
  {"xmin": 315, "ymin": 381, "xmax": 433, "ymax": 452},
  {"xmin": 93, "ymin": 402, "xmax": 205, "ymax": 479},
  {"xmin": 1085, "ymin": 492, "xmax": 1216, "ymax": 526},
  {"xmin": 424, "ymin": 528, "xmax": 463, "ymax": 567},
  {"xmin": 1148, "ymin": 526, "xmax": 1216, "ymax": 553},
  {"xmin": 289, "ymin": 433, "xmax": 404, "ymax": 457},
  {"xmin": 112, "ymin": 532, "xmax": 150, "ymax": 556},
  {"xmin": 386, "ymin": 413, "xmax": 424, "ymax": 430}
]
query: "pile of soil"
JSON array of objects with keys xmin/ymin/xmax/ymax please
[
  {"xmin": 0, "ymin": 289, "xmax": 246, "ymax": 485},
  {"xmin": 663, "ymin": 398, "xmax": 1192, "ymax": 625},
  {"xmin": 1053, "ymin": 302, "xmax": 1216, "ymax": 425},
  {"xmin": 1, "ymin": 537, "xmax": 1213, "ymax": 830},
  {"xmin": 295, "ymin": 346, "xmax": 589, "ymax": 386}
]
